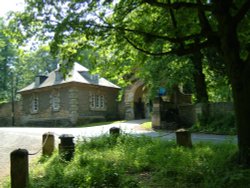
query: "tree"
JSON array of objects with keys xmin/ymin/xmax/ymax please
[
  {"xmin": 15, "ymin": 46, "xmax": 58, "ymax": 90},
  {"xmin": 0, "ymin": 18, "xmax": 18, "ymax": 102},
  {"xmin": 203, "ymin": 47, "xmax": 232, "ymax": 102},
  {"xmin": 0, "ymin": 18, "xmax": 58, "ymax": 103},
  {"xmin": 10, "ymin": 0, "xmax": 250, "ymax": 166}
]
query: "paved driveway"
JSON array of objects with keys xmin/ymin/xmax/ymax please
[{"xmin": 0, "ymin": 120, "xmax": 237, "ymax": 182}]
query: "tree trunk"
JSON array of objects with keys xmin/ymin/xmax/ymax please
[
  {"xmin": 215, "ymin": 4, "xmax": 250, "ymax": 166},
  {"xmin": 229, "ymin": 51, "xmax": 250, "ymax": 166},
  {"xmin": 190, "ymin": 50, "xmax": 210, "ymax": 125},
  {"xmin": 190, "ymin": 51, "xmax": 209, "ymax": 103},
  {"xmin": 232, "ymin": 69, "xmax": 250, "ymax": 167}
]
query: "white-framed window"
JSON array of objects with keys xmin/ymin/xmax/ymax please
[
  {"xmin": 51, "ymin": 91, "xmax": 60, "ymax": 111},
  {"xmin": 89, "ymin": 93, "xmax": 106, "ymax": 110},
  {"xmin": 31, "ymin": 95, "xmax": 39, "ymax": 113},
  {"xmin": 90, "ymin": 94, "xmax": 95, "ymax": 108},
  {"xmin": 95, "ymin": 95, "xmax": 100, "ymax": 108},
  {"xmin": 100, "ymin": 95, "xmax": 104, "ymax": 108}
]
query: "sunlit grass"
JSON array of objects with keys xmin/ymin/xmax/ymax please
[
  {"xmin": 140, "ymin": 121, "xmax": 152, "ymax": 130},
  {"xmin": 76, "ymin": 120, "xmax": 126, "ymax": 128}
]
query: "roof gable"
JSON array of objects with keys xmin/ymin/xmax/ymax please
[{"xmin": 19, "ymin": 62, "xmax": 120, "ymax": 92}]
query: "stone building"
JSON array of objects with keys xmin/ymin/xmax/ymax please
[{"xmin": 18, "ymin": 63, "xmax": 120, "ymax": 126}]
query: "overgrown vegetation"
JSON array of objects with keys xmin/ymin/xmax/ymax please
[
  {"xmin": 190, "ymin": 113, "xmax": 236, "ymax": 135},
  {"xmin": 3, "ymin": 135, "xmax": 249, "ymax": 188}
]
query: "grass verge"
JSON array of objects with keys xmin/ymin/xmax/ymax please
[
  {"xmin": 140, "ymin": 121, "xmax": 153, "ymax": 130},
  {"xmin": 76, "ymin": 120, "xmax": 125, "ymax": 128},
  {"xmin": 3, "ymin": 135, "xmax": 250, "ymax": 188}
]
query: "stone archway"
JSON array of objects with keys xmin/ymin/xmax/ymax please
[
  {"xmin": 134, "ymin": 84, "xmax": 145, "ymax": 119},
  {"xmin": 124, "ymin": 80, "xmax": 147, "ymax": 120}
]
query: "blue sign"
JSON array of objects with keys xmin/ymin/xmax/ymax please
[{"xmin": 158, "ymin": 87, "xmax": 167, "ymax": 96}]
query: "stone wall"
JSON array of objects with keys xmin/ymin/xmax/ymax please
[
  {"xmin": 0, "ymin": 101, "xmax": 21, "ymax": 126},
  {"xmin": 68, "ymin": 87, "xmax": 79, "ymax": 124},
  {"xmin": 76, "ymin": 84, "xmax": 120, "ymax": 124},
  {"xmin": 152, "ymin": 99, "xmax": 234, "ymax": 129},
  {"xmin": 179, "ymin": 104, "xmax": 196, "ymax": 127},
  {"xmin": 118, "ymin": 99, "xmax": 125, "ymax": 120},
  {"xmin": 20, "ymin": 86, "xmax": 72, "ymax": 126},
  {"xmin": 179, "ymin": 102, "xmax": 234, "ymax": 127},
  {"xmin": 209, "ymin": 102, "xmax": 234, "ymax": 115}
]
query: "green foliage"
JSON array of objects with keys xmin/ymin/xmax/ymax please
[
  {"xmin": 6, "ymin": 0, "xmax": 199, "ymax": 99},
  {"xmin": 190, "ymin": 113, "xmax": 236, "ymax": 135},
  {"xmin": 7, "ymin": 0, "xmax": 239, "ymax": 102},
  {"xmin": 15, "ymin": 46, "xmax": 58, "ymax": 90},
  {"xmin": 140, "ymin": 121, "xmax": 152, "ymax": 130},
  {"xmin": 9, "ymin": 135, "xmax": 248, "ymax": 188},
  {"xmin": 203, "ymin": 58, "xmax": 232, "ymax": 102},
  {"xmin": 0, "ymin": 17, "xmax": 59, "ymax": 103},
  {"xmin": 0, "ymin": 18, "xmax": 18, "ymax": 102}
]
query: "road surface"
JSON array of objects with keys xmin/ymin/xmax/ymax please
[{"xmin": 0, "ymin": 120, "xmax": 236, "ymax": 183}]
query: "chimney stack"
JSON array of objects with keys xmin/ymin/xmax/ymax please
[{"xmin": 35, "ymin": 75, "xmax": 47, "ymax": 87}]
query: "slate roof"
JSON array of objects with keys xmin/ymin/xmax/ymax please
[{"xmin": 19, "ymin": 62, "xmax": 120, "ymax": 92}]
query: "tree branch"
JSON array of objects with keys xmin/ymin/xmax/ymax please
[
  {"xmin": 123, "ymin": 35, "xmax": 212, "ymax": 56},
  {"xmin": 196, "ymin": 0, "xmax": 213, "ymax": 35},
  {"xmin": 93, "ymin": 23, "xmax": 205, "ymax": 44},
  {"xmin": 167, "ymin": 0, "xmax": 177, "ymax": 29},
  {"xmin": 142, "ymin": 0, "xmax": 212, "ymax": 11},
  {"xmin": 233, "ymin": 0, "xmax": 250, "ymax": 25}
]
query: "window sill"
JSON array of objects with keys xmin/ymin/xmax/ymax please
[
  {"xmin": 52, "ymin": 109, "xmax": 60, "ymax": 112},
  {"xmin": 90, "ymin": 108, "xmax": 107, "ymax": 111}
]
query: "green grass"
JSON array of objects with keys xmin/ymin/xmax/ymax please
[
  {"xmin": 140, "ymin": 121, "xmax": 152, "ymax": 130},
  {"xmin": 3, "ymin": 135, "xmax": 250, "ymax": 188},
  {"xmin": 76, "ymin": 120, "xmax": 125, "ymax": 128}
]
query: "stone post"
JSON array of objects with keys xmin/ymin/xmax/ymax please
[
  {"xmin": 59, "ymin": 134, "xmax": 75, "ymax": 161},
  {"xmin": 152, "ymin": 97, "xmax": 161, "ymax": 129},
  {"xmin": 42, "ymin": 132, "xmax": 55, "ymax": 156},
  {"xmin": 109, "ymin": 127, "xmax": 121, "ymax": 136},
  {"xmin": 10, "ymin": 149, "xmax": 29, "ymax": 188},
  {"xmin": 176, "ymin": 129, "xmax": 192, "ymax": 148}
]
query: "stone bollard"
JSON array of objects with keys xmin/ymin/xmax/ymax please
[
  {"xmin": 109, "ymin": 127, "xmax": 121, "ymax": 137},
  {"xmin": 42, "ymin": 132, "xmax": 55, "ymax": 156},
  {"xmin": 59, "ymin": 134, "xmax": 75, "ymax": 161},
  {"xmin": 176, "ymin": 129, "xmax": 192, "ymax": 148},
  {"xmin": 10, "ymin": 149, "xmax": 29, "ymax": 188}
]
